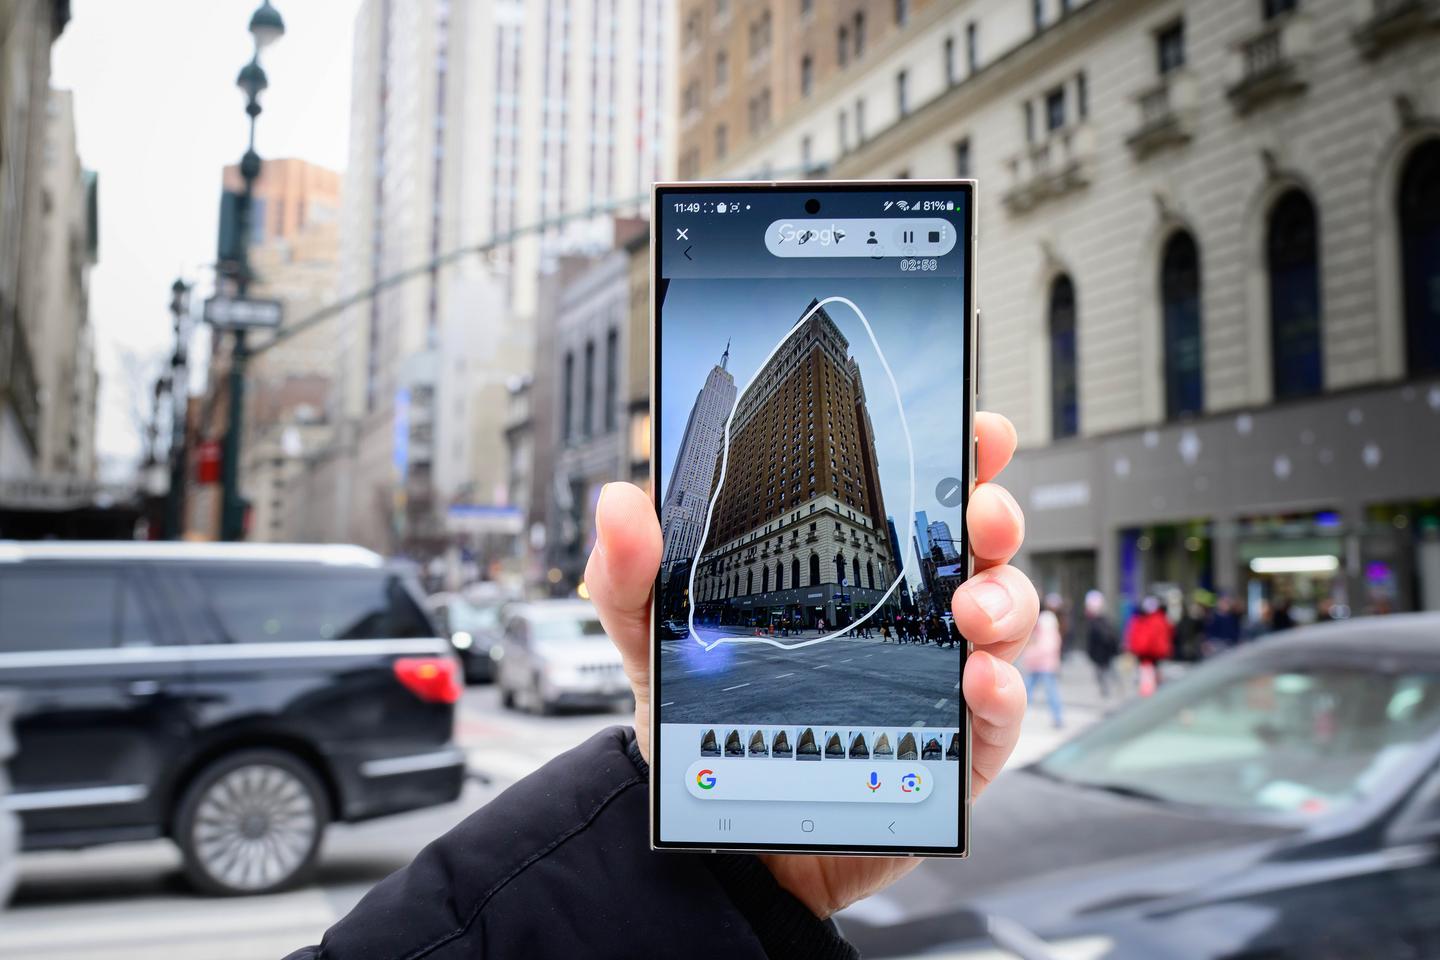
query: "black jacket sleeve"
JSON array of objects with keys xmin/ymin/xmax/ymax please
[{"xmin": 283, "ymin": 726, "xmax": 858, "ymax": 960}]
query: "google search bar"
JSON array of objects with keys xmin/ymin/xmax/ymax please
[
  {"xmin": 764, "ymin": 218, "xmax": 957, "ymax": 258},
  {"xmin": 685, "ymin": 758, "xmax": 935, "ymax": 803}
]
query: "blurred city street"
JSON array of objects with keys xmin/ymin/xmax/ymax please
[
  {"xmin": 0, "ymin": 670, "xmax": 1111, "ymax": 959},
  {"xmin": 0, "ymin": 687, "xmax": 629, "ymax": 959},
  {"xmin": 2, "ymin": 0, "xmax": 1439, "ymax": 955}
]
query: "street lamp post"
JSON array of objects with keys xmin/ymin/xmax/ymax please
[
  {"xmin": 219, "ymin": 3, "xmax": 284, "ymax": 541},
  {"xmin": 165, "ymin": 278, "xmax": 191, "ymax": 539}
]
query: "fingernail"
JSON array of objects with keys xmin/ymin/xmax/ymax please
[{"xmin": 968, "ymin": 580, "xmax": 1012, "ymax": 622}]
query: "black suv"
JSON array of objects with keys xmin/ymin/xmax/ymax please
[{"xmin": 0, "ymin": 541, "xmax": 466, "ymax": 895}]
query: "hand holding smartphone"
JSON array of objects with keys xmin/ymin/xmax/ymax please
[{"xmin": 650, "ymin": 181, "xmax": 977, "ymax": 857}]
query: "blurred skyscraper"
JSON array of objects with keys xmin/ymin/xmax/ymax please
[
  {"xmin": 335, "ymin": 0, "xmax": 673, "ymax": 559},
  {"xmin": 191, "ymin": 159, "xmax": 342, "ymax": 543},
  {"xmin": 0, "ymin": 4, "xmax": 90, "ymax": 489},
  {"xmin": 913, "ymin": 508, "xmax": 931, "ymax": 560},
  {"xmin": 927, "ymin": 519, "xmax": 958, "ymax": 561}
]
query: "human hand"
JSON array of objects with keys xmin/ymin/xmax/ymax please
[{"xmin": 584, "ymin": 411, "xmax": 1037, "ymax": 919}]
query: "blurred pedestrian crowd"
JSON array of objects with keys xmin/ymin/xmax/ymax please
[{"xmin": 1018, "ymin": 582, "xmax": 1352, "ymax": 725}]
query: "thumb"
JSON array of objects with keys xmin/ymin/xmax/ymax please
[{"xmin": 584, "ymin": 482, "xmax": 660, "ymax": 755}]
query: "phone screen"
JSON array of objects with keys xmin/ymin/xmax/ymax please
[{"xmin": 651, "ymin": 182, "xmax": 974, "ymax": 854}]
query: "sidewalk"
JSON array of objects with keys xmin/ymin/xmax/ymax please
[{"xmin": 1008, "ymin": 653, "xmax": 1142, "ymax": 766}]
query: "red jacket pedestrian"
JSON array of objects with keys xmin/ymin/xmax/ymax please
[{"xmin": 1125, "ymin": 604, "xmax": 1174, "ymax": 663}]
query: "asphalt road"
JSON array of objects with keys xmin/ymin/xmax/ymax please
[
  {"xmin": 0, "ymin": 687, "xmax": 626, "ymax": 960},
  {"xmin": 659, "ymin": 630, "xmax": 965, "ymax": 728}
]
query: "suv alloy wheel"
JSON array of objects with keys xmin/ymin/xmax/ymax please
[{"xmin": 175, "ymin": 748, "xmax": 329, "ymax": 895}]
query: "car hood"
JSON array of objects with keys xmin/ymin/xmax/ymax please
[{"xmin": 842, "ymin": 768, "xmax": 1299, "ymax": 947}]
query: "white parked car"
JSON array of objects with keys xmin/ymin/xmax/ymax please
[{"xmin": 496, "ymin": 601, "xmax": 630, "ymax": 714}]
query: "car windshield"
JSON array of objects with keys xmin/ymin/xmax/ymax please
[
  {"xmin": 448, "ymin": 599, "xmax": 499, "ymax": 633},
  {"xmin": 1037, "ymin": 662, "xmax": 1440, "ymax": 817},
  {"xmin": 530, "ymin": 616, "xmax": 608, "ymax": 645}
]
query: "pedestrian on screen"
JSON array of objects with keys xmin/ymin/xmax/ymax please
[
  {"xmin": 285, "ymin": 414, "xmax": 1037, "ymax": 960},
  {"xmin": 1081, "ymin": 589, "xmax": 1119, "ymax": 700},
  {"xmin": 1023, "ymin": 607, "xmax": 1065, "ymax": 729},
  {"xmin": 1125, "ymin": 595, "xmax": 1174, "ymax": 695}
]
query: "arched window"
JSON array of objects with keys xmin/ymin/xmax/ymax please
[
  {"xmin": 762, "ymin": 565, "xmax": 769, "ymax": 593},
  {"xmin": 867, "ymin": 560, "xmax": 875, "ymax": 589},
  {"xmin": 852, "ymin": 557, "xmax": 862, "ymax": 588},
  {"xmin": 1400, "ymin": 139, "xmax": 1440, "ymax": 376},
  {"xmin": 792, "ymin": 557, "xmax": 801, "ymax": 590},
  {"xmin": 1267, "ymin": 189, "xmax": 1323, "ymax": 400},
  {"xmin": 834, "ymin": 553, "xmax": 846, "ymax": 583},
  {"xmin": 1161, "ymin": 231, "xmax": 1203, "ymax": 419},
  {"xmin": 746, "ymin": 569, "xmax": 754, "ymax": 595},
  {"xmin": 1049, "ymin": 274, "xmax": 1079, "ymax": 439},
  {"xmin": 775, "ymin": 560, "xmax": 784, "ymax": 591},
  {"xmin": 809, "ymin": 554, "xmax": 821, "ymax": 587}
]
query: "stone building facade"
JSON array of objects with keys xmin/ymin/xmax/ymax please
[
  {"xmin": 694, "ymin": 301, "xmax": 897, "ymax": 629},
  {"xmin": 686, "ymin": 0, "xmax": 1440, "ymax": 619}
]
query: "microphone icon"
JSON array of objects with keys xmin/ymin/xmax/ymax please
[{"xmin": 867, "ymin": 771, "xmax": 881, "ymax": 792}]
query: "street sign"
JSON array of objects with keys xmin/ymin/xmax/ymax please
[
  {"xmin": 445, "ymin": 504, "xmax": 524, "ymax": 536},
  {"xmin": 204, "ymin": 296, "xmax": 283, "ymax": 329}
]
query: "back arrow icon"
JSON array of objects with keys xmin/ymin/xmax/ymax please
[
  {"xmin": 684, "ymin": 246, "xmax": 693, "ymax": 261},
  {"xmin": 887, "ymin": 821, "xmax": 896, "ymax": 834}
]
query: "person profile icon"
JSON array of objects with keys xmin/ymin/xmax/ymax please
[
  {"xmin": 866, "ymin": 230, "xmax": 878, "ymax": 245},
  {"xmin": 867, "ymin": 229, "xmax": 883, "ymax": 259}
]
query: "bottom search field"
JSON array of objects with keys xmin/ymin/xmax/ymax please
[{"xmin": 684, "ymin": 758, "xmax": 933, "ymax": 803}]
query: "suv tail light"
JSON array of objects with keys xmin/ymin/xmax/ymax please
[{"xmin": 394, "ymin": 657, "xmax": 462, "ymax": 704}]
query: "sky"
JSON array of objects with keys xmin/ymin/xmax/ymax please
[
  {"xmin": 51, "ymin": 0, "xmax": 363, "ymax": 477},
  {"xmin": 658, "ymin": 276, "xmax": 970, "ymax": 588}
]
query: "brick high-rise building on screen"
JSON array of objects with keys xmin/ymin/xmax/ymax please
[{"xmin": 694, "ymin": 300, "xmax": 898, "ymax": 630}]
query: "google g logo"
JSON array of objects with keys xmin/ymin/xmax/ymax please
[{"xmin": 696, "ymin": 769, "xmax": 717, "ymax": 790}]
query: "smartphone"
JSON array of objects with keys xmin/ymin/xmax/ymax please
[{"xmin": 650, "ymin": 180, "xmax": 976, "ymax": 857}]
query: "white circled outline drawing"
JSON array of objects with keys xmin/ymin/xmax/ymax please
[{"xmin": 685, "ymin": 296, "xmax": 917, "ymax": 652}]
